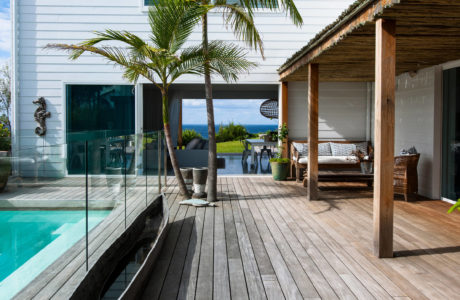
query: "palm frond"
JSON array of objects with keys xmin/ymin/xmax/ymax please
[
  {"xmin": 148, "ymin": 0, "xmax": 206, "ymax": 53},
  {"xmin": 213, "ymin": 1, "xmax": 264, "ymax": 59},
  {"xmin": 243, "ymin": 0, "xmax": 303, "ymax": 26},
  {"xmin": 206, "ymin": 41, "xmax": 257, "ymax": 82}
]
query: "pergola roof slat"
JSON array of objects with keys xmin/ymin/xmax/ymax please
[{"xmin": 279, "ymin": 0, "xmax": 460, "ymax": 82}]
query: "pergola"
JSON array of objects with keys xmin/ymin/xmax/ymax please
[{"xmin": 278, "ymin": 0, "xmax": 460, "ymax": 258}]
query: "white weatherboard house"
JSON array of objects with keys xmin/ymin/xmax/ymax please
[
  {"xmin": 11, "ymin": 0, "xmax": 356, "ymax": 176},
  {"xmin": 10, "ymin": 0, "xmax": 460, "ymax": 204}
]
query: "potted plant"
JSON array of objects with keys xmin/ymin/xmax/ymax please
[
  {"xmin": 269, "ymin": 123, "xmax": 289, "ymax": 181},
  {"xmin": 353, "ymin": 148, "xmax": 374, "ymax": 174},
  {"xmin": 0, "ymin": 123, "xmax": 11, "ymax": 192}
]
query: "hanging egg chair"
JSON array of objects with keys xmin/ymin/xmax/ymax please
[{"xmin": 259, "ymin": 99, "xmax": 279, "ymax": 119}]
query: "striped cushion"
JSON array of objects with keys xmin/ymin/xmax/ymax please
[
  {"xmin": 318, "ymin": 142, "xmax": 332, "ymax": 156},
  {"xmin": 293, "ymin": 142, "xmax": 308, "ymax": 156},
  {"xmin": 330, "ymin": 143, "xmax": 356, "ymax": 156}
]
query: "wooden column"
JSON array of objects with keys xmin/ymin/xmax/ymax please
[
  {"xmin": 281, "ymin": 82, "xmax": 289, "ymax": 158},
  {"xmin": 178, "ymin": 99, "xmax": 183, "ymax": 149},
  {"xmin": 374, "ymin": 18, "xmax": 396, "ymax": 258},
  {"xmin": 307, "ymin": 64, "xmax": 319, "ymax": 201}
]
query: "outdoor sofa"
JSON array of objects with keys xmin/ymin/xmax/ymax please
[{"xmin": 289, "ymin": 140, "xmax": 372, "ymax": 182}]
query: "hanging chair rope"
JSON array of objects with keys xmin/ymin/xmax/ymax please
[{"xmin": 260, "ymin": 99, "xmax": 279, "ymax": 119}]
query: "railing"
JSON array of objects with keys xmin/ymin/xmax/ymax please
[{"xmin": 0, "ymin": 131, "xmax": 166, "ymax": 299}]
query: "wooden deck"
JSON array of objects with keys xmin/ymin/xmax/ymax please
[{"xmin": 142, "ymin": 176, "xmax": 460, "ymax": 300}]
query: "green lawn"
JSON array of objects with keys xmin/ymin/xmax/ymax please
[{"xmin": 217, "ymin": 140, "xmax": 247, "ymax": 153}]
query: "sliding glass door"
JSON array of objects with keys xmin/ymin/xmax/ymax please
[{"xmin": 442, "ymin": 67, "xmax": 460, "ymax": 201}]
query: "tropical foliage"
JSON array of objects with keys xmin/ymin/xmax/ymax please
[
  {"xmin": 0, "ymin": 123, "xmax": 11, "ymax": 152},
  {"xmin": 0, "ymin": 64, "xmax": 11, "ymax": 129},
  {"xmin": 182, "ymin": 129, "xmax": 203, "ymax": 146},
  {"xmin": 216, "ymin": 122, "xmax": 253, "ymax": 142},
  {"xmin": 448, "ymin": 199, "xmax": 460, "ymax": 214},
  {"xmin": 48, "ymin": 0, "xmax": 255, "ymax": 197}
]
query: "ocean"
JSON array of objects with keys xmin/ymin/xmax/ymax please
[{"xmin": 183, "ymin": 124, "xmax": 277, "ymax": 139}]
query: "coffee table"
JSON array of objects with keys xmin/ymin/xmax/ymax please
[{"xmin": 303, "ymin": 170, "xmax": 374, "ymax": 187}]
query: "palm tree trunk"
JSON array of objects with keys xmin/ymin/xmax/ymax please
[
  {"xmin": 202, "ymin": 13, "xmax": 218, "ymax": 202},
  {"xmin": 162, "ymin": 92, "xmax": 190, "ymax": 197}
]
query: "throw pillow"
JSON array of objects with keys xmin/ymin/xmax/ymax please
[
  {"xmin": 330, "ymin": 143, "xmax": 356, "ymax": 156},
  {"xmin": 293, "ymin": 142, "xmax": 308, "ymax": 156},
  {"xmin": 354, "ymin": 142, "xmax": 368, "ymax": 156},
  {"xmin": 318, "ymin": 142, "xmax": 332, "ymax": 156}
]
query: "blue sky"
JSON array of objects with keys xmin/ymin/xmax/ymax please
[
  {"xmin": 183, "ymin": 99, "xmax": 278, "ymax": 125},
  {"xmin": 0, "ymin": 0, "xmax": 9, "ymax": 66}
]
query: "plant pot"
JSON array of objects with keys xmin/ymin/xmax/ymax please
[
  {"xmin": 180, "ymin": 168, "xmax": 193, "ymax": 193},
  {"xmin": 360, "ymin": 161, "xmax": 373, "ymax": 174},
  {"xmin": 270, "ymin": 161, "xmax": 289, "ymax": 181},
  {"xmin": 192, "ymin": 167, "xmax": 208, "ymax": 199},
  {"xmin": 0, "ymin": 151, "xmax": 10, "ymax": 192}
]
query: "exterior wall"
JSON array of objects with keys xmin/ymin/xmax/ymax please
[
  {"xmin": 287, "ymin": 81, "xmax": 369, "ymax": 141},
  {"xmin": 12, "ymin": 0, "xmax": 356, "ymax": 175},
  {"xmin": 394, "ymin": 66, "xmax": 442, "ymax": 199}
]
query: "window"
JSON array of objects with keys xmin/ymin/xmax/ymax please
[{"xmin": 66, "ymin": 85, "xmax": 135, "ymax": 174}]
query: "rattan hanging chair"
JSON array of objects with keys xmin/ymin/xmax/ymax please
[{"xmin": 260, "ymin": 99, "xmax": 278, "ymax": 119}]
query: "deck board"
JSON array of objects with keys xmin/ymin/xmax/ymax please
[{"xmin": 142, "ymin": 176, "xmax": 460, "ymax": 300}]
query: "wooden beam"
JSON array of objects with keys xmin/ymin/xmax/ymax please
[
  {"xmin": 307, "ymin": 64, "xmax": 319, "ymax": 201},
  {"xmin": 373, "ymin": 18, "xmax": 395, "ymax": 258},
  {"xmin": 178, "ymin": 99, "xmax": 183, "ymax": 149},
  {"xmin": 280, "ymin": 82, "xmax": 289, "ymax": 158}
]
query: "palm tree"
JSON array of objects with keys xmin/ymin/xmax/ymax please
[
  {"xmin": 48, "ymin": 0, "xmax": 255, "ymax": 197},
  {"xmin": 194, "ymin": 0, "xmax": 303, "ymax": 202}
]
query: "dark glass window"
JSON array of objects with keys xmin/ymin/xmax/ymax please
[
  {"xmin": 66, "ymin": 85, "xmax": 135, "ymax": 174},
  {"xmin": 442, "ymin": 67, "xmax": 460, "ymax": 200}
]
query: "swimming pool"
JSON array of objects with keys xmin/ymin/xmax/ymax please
[{"xmin": 0, "ymin": 210, "xmax": 110, "ymax": 299}]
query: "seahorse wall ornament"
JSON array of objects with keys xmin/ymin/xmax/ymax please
[{"xmin": 33, "ymin": 97, "xmax": 51, "ymax": 136}]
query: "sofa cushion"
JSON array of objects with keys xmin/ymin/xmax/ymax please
[
  {"xmin": 296, "ymin": 156, "xmax": 358, "ymax": 164},
  {"xmin": 330, "ymin": 143, "xmax": 356, "ymax": 156},
  {"xmin": 354, "ymin": 141, "xmax": 368, "ymax": 156},
  {"xmin": 318, "ymin": 142, "xmax": 332, "ymax": 156},
  {"xmin": 293, "ymin": 142, "xmax": 308, "ymax": 156}
]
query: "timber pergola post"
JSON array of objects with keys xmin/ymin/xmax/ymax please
[
  {"xmin": 307, "ymin": 63, "xmax": 319, "ymax": 201},
  {"xmin": 373, "ymin": 18, "xmax": 396, "ymax": 258},
  {"xmin": 281, "ymin": 82, "xmax": 289, "ymax": 158}
]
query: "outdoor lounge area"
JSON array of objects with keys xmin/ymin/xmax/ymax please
[
  {"xmin": 4, "ymin": 0, "xmax": 460, "ymax": 298},
  {"xmin": 143, "ymin": 177, "xmax": 460, "ymax": 299}
]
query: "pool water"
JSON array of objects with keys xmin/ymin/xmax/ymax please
[{"xmin": 0, "ymin": 210, "xmax": 110, "ymax": 299}]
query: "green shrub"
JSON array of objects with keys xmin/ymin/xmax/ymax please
[
  {"xmin": 182, "ymin": 129, "xmax": 202, "ymax": 146},
  {"xmin": 0, "ymin": 123, "xmax": 10, "ymax": 151},
  {"xmin": 269, "ymin": 158, "xmax": 289, "ymax": 164},
  {"xmin": 216, "ymin": 122, "xmax": 250, "ymax": 142}
]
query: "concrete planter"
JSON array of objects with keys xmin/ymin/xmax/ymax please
[
  {"xmin": 192, "ymin": 167, "xmax": 208, "ymax": 199},
  {"xmin": 180, "ymin": 167, "xmax": 193, "ymax": 193}
]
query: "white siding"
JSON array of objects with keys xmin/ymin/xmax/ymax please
[
  {"xmin": 13, "ymin": 0, "xmax": 356, "ymax": 175},
  {"xmin": 287, "ymin": 81, "xmax": 368, "ymax": 141},
  {"xmin": 395, "ymin": 66, "xmax": 442, "ymax": 199}
]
